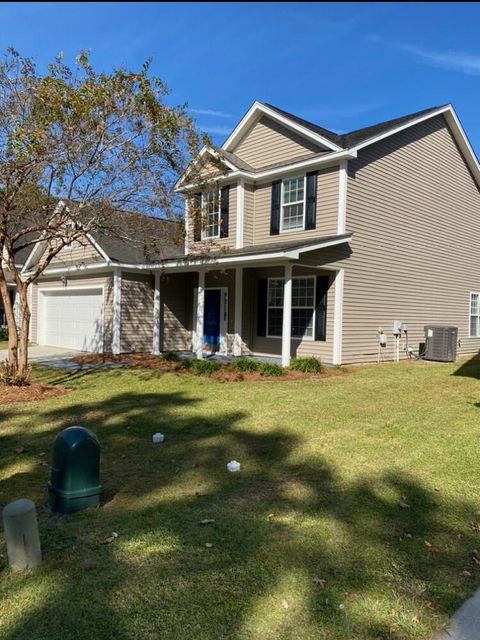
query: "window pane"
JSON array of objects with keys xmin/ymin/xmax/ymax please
[
  {"xmin": 292, "ymin": 278, "xmax": 314, "ymax": 307},
  {"xmin": 203, "ymin": 191, "xmax": 219, "ymax": 238},
  {"xmin": 282, "ymin": 203, "xmax": 304, "ymax": 230},
  {"xmin": 268, "ymin": 308, "xmax": 283, "ymax": 336},
  {"xmin": 471, "ymin": 315, "xmax": 479, "ymax": 337},
  {"xmin": 471, "ymin": 293, "xmax": 479, "ymax": 315},
  {"xmin": 292, "ymin": 308, "xmax": 314, "ymax": 338},
  {"xmin": 283, "ymin": 177, "xmax": 304, "ymax": 204},
  {"xmin": 268, "ymin": 279, "xmax": 284, "ymax": 307}
]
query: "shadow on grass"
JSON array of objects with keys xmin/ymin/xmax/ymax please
[
  {"xmin": 0, "ymin": 385, "xmax": 479, "ymax": 640},
  {"xmin": 452, "ymin": 353, "xmax": 480, "ymax": 379}
]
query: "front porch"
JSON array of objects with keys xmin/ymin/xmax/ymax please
[{"xmin": 156, "ymin": 261, "xmax": 344, "ymax": 367}]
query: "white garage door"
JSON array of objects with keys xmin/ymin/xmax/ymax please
[{"xmin": 38, "ymin": 288, "xmax": 104, "ymax": 352}]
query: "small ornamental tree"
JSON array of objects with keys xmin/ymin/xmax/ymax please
[{"xmin": 0, "ymin": 48, "xmax": 207, "ymax": 382}]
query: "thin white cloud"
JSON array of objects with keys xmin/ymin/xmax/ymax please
[
  {"xmin": 188, "ymin": 108, "xmax": 234, "ymax": 118},
  {"xmin": 397, "ymin": 43, "xmax": 480, "ymax": 76},
  {"xmin": 369, "ymin": 34, "xmax": 480, "ymax": 76},
  {"xmin": 199, "ymin": 124, "xmax": 232, "ymax": 136}
]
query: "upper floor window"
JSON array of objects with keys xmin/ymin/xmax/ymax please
[
  {"xmin": 202, "ymin": 191, "xmax": 220, "ymax": 239},
  {"xmin": 281, "ymin": 176, "xmax": 305, "ymax": 232},
  {"xmin": 470, "ymin": 292, "xmax": 480, "ymax": 337}
]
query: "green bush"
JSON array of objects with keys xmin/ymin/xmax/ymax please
[
  {"xmin": 289, "ymin": 356, "xmax": 323, "ymax": 374},
  {"xmin": 161, "ymin": 351, "xmax": 180, "ymax": 362},
  {"xmin": 175, "ymin": 358, "xmax": 193, "ymax": 371},
  {"xmin": 191, "ymin": 359, "xmax": 221, "ymax": 376},
  {"xmin": 258, "ymin": 363, "xmax": 285, "ymax": 377},
  {"xmin": 0, "ymin": 326, "xmax": 7, "ymax": 341},
  {"xmin": 230, "ymin": 357, "xmax": 260, "ymax": 373}
]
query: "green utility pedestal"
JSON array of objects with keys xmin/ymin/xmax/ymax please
[{"xmin": 48, "ymin": 426, "xmax": 101, "ymax": 515}]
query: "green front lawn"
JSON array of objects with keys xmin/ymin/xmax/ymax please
[
  {"xmin": 1, "ymin": 358, "xmax": 480, "ymax": 639},
  {"xmin": 0, "ymin": 341, "xmax": 8, "ymax": 350}
]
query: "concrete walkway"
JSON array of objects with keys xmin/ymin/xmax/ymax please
[
  {"xmin": 433, "ymin": 589, "xmax": 480, "ymax": 640},
  {"xmin": 0, "ymin": 346, "xmax": 120, "ymax": 370}
]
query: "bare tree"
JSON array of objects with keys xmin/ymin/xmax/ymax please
[{"xmin": 0, "ymin": 48, "xmax": 208, "ymax": 382}]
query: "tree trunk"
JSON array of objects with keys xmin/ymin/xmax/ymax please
[
  {"xmin": 0, "ymin": 275, "xmax": 19, "ymax": 371},
  {"xmin": 16, "ymin": 282, "xmax": 31, "ymax": 379}
]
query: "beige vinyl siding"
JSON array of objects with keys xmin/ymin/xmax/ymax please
[
  {"xmin": 30, "ymin": 274, "xmax": 113, "ymax": 349},
  {"xmin": 161, "ymin": 273, "xmax": 194, "ymax": 351},
  {"xmin": 253, "ymin": 165, "xmax": 339, "ymax": 245},
  {"xmin": 241, "ymin": 266, "xmax": 335, "ymax": 363},
  {"xmin": 342, "ymin": 114, "xmax": 480, "ymax": 363},
  {"xmin": 120, "ymin": 273, "xmax": 154, "ymax": 353},
  {"xmin": 233, "ymin": 116, "xmax": 323, "ymax": 169},
  {"xmin": 187, "ymin": 182, "xmax": 237, "ymax": 253},
  {"xmin": 47, "ymin": 239, "xmax": 103, "ymax": 268},
  {"xmin": 243, "ymin": 182, "xmax": 255, "ymax": 246}
]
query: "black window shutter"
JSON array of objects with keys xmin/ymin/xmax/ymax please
[
  {"xmin": 305, "ymin": 171, "xmax": 318, "ymax": 230},
  {"xmin": 257, "ymin": 279, "xmax": 268, "ymax": 337},
  {"xmin": 315, "ymin": 275, "xmax": 328, "ymax": 341},
  {"xmin": 270, "ymin": 181, "xmax": 281, "ymax": 235},
  {"xmin": 220, "ymin": 185, "xmax": 230, "ymax": 238},
  {"xmin": 193, "ymin": 193, "xmax": 202, "ymax": 242}
]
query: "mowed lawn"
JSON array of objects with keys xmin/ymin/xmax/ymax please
[{"xmin": 1, "ymin": 358, "xmax": 480, "ymax": 640}]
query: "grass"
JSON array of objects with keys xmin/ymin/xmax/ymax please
[
  {"xmin": 1, "ymin": 357, "xmax": 480, "ymax": 639},
  {"xmin": 0, "ymin": 341, "xmax": 8, "ymax": 350}
]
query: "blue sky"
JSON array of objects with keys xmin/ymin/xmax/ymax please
[{"xmin": 2, "ymin": 2, "xmax": 480, "ymax": 154}]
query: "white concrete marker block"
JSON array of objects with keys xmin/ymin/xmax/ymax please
[{"xmin": 2, "ymin": 499, "xmax": 42, "ymax": 571}]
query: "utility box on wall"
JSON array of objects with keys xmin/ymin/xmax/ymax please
[
  {"xmin": 424, "ymin": 326, "xmax": 458, "ymax": 362},
  {"xmin": 48, "ymin": 426, "xmax": 101, "ymax": 515}
]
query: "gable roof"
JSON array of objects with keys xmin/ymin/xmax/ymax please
[
  {"xmin": 22, "ymin": 206, "xmax": 184, "ymax": 274},
  {"xmin": 262, "ymin": 103, "xmax": 447, "ymax": 150}
]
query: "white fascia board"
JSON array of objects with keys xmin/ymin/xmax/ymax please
[
  {"xmin": 29, "ymin": 236, "xmax": 352, "ymax": 276},
  {"xmin": 85, "ymin": 233, "xmax": 111, "ymax": 262},
  {"xmin": 350, "ymin": 104, "xmax": 480, "ymax": 189},
  {"xmin": 350, "ymin": 105, "xmax": 452, "ymax": 152},
  {"xmin": 175, "ymin": 146, "xmax": 238, "ymax": 191},
  {"xmin": 222, "ymin": 101, "xmax": 343, "ymax": 153},
  {"xmin": 177, "ymin": 149, "xmax": 356, "ymax": 192}
]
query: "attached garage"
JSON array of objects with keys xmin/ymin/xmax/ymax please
[{"xmin": 37, "ymin": 288, "xmax": 104, "ymax": 352}]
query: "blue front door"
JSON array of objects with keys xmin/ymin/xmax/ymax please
[{"xmin": 204, "ymin": 289, "xmax": 221, "ymax": 351}]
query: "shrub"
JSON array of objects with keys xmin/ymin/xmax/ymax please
[
  {"xmin": 0, "ymin": 326, "xmax": 7, "ymax": 341},
  {"xmin": 230, "ymin": 357, "xmax": 260, "ymax": 373},
  {"xmin": 161, "ymin": 351, "xmax": 180, "ymax": 362},
  {"xmin": 289, "ymin": 356, "xmax": 323, "ymax": 374},
  {"xmin": 175, "ymin": 358, "xmax": 193, "ymax": 371},
  {"xmin": 191, "ymin": 359, "xmax": 221, "ymax": 376},
  {"xmin": 0, "ymin": 361, "xmax": 31, "ymax": 386},
  {"xmin": 258, "ymin": 362, "xmax": 285, "ymax": 377}
]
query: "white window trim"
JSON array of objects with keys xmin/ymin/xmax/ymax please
[
  {"xmin": 266, "ymin": 275, "xmax": 316, "ymax": 341},
  {"xmin": 469, "ymin": 291, "xmax": 480, "ymax": 338},
  {"xmin": 201, "ymin": 190, "xmax": 221, "ymax": 241},
  {"xmin": 280, "ymin": 175, "xmax": 306, "ymax": 233}
]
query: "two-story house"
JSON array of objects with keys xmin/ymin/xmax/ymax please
[{"xmin": 23, "ymin": 101, "xmax": 480, "ymax": 366}]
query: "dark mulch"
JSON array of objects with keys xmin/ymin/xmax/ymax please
[
  {"xmin": 72, "ymin": 353, "xmax": 348, "ymax": 382},
  {"xmin": 0, "ymin": 382, "xmax": 68, "ymax": 405}
]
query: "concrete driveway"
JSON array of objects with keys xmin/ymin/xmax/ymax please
[{"xmin": 0, "ymin": 345, "xmax": 81, "ymax": 368}]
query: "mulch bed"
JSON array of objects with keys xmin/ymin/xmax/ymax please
[
  {"xmin": 72, "ymin": 353, "xmax": 349, "ymax": 382},
  {"xmin": 0, "ymin": 382, "xmax": 68, "ymax": 405}
]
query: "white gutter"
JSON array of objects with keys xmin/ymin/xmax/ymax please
[{"xmin": 23, "ymin": 235, "xmax": 352, "ymax": 277}]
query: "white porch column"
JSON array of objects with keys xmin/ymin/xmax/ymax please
[
  {"xmin": 235, "ymin": 178, "xmax": 245, "ymax": 249},
  {"xmin": 196, "ymin": 270, "xmax": 205, "ymax": 360},
  {"xmin": 233, "ymin": 267, "xmax": 243, "ymax": 356},
  {"xmin": 152, "ymin": 272, "xmax": 161, "ymax": 355},
  {"xmin": 281, "ymin": 263, "xmax": 293, "ymax": 367},
  {"xmin": 112, "ymin": 268, "xmax": 122, "ymax": 355},
  {"xmin": 332, "ymin": 268, "xmax": 344, "ymax": 365}
]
